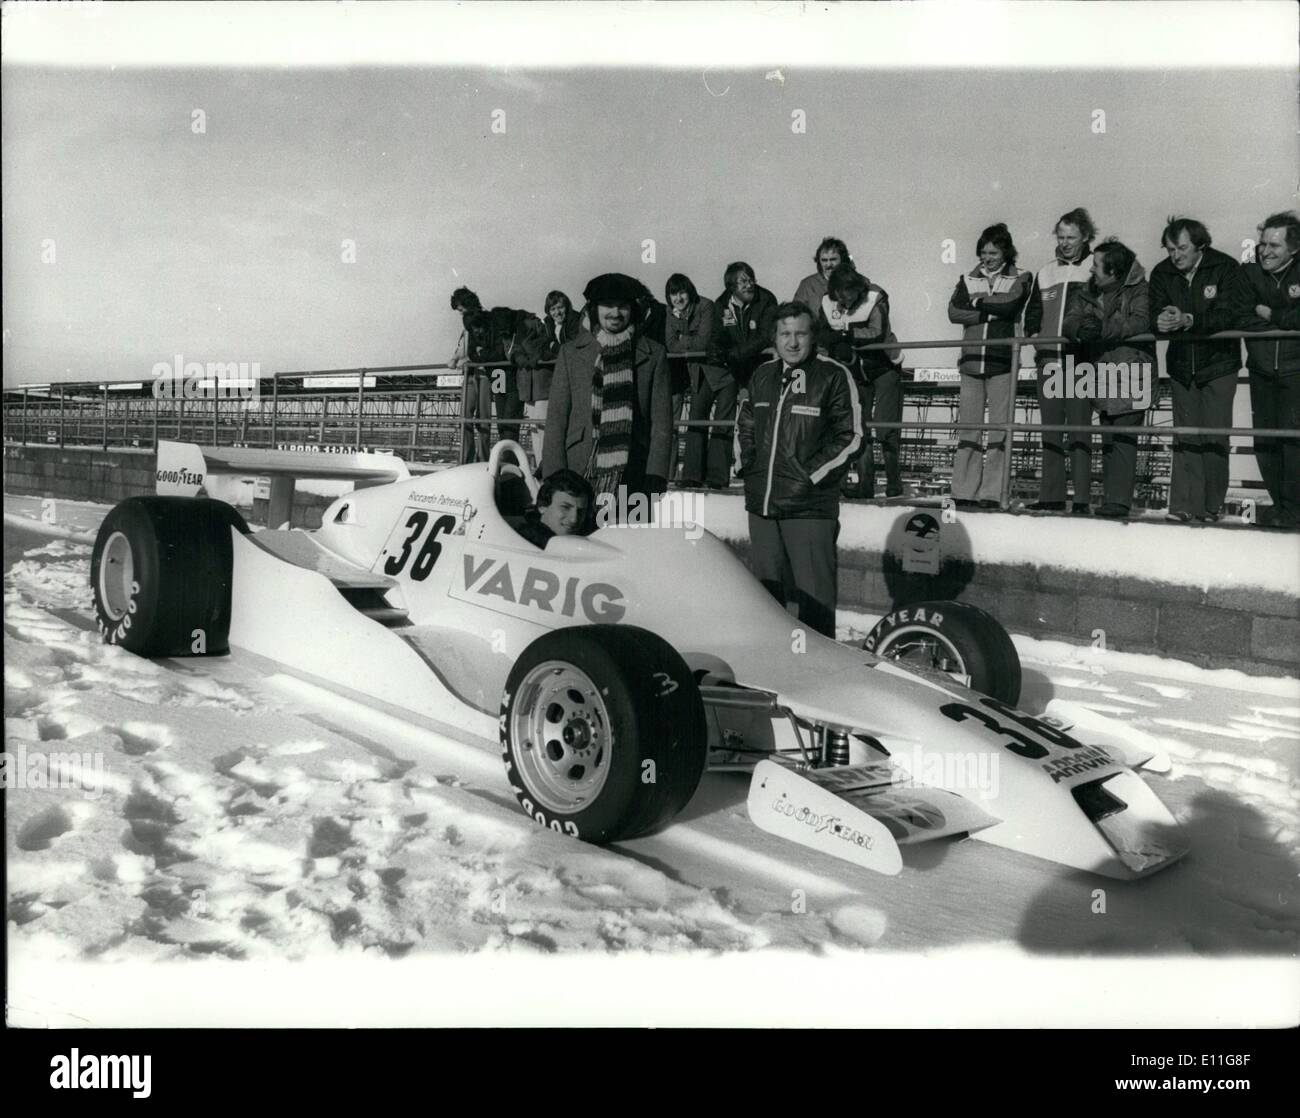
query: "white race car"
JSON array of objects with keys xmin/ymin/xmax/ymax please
[{"xmin": 88, "ymin": 439, "xmax": 1188, "ymax": 880}]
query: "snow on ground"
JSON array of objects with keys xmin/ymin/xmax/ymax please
[
  {"xmin": 692, "ymin": 491, "xmax": 1300, "ymax": 596},
  {"xmin": 4, "ymin": 498, "xmax": 1299, "ymax": 1024}
]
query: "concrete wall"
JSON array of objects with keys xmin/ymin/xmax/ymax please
[{"xmin": 5, "ymin": 443, "xmax": 1297, "ymax": 676}]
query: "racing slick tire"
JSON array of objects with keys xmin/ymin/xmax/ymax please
[
  {"xmin": 501, "ymin": 625, "xmax": 707, "ymax": 844},
  {"xmin": 91, "ymin": 497, "xmax": 248, "ymax": 658},
  {"xmin": 863, "ymin": 600, "xmax": 1022, "ymax": 706}
]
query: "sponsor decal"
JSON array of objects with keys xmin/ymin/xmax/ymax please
[
  {"xmin": 455, "ymin": 553, "xmax": 626, "ymax": 624},
  {"xmin": 790, "ymin": 404, "xmax": 821, "ymax": 417},
  {"xmin": 862, "ymin": 607, "xmax": 944, "ymax": 651},
  {"xmin": 1041, "ymin": 743, "xmax": 1115, "ymax": 783},
  {"xmin": 1289, "ymin": 284, "xmax": 1300, "ymax": 298},
  {"xmin": 155, "ymin": 467, "xmax": 204, "ymax": 487},
  {"xmin": 769, "ymin": 791, "xmax": 876, "ymax": 851},
  {"xmin": 1202, "ymin": 284, "xmax": 1217, "ymax": 299}
]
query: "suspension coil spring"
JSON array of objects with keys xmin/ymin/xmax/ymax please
[{"xmin": 826, "ymin": 729, "xmax": 851, "ymax": 766}]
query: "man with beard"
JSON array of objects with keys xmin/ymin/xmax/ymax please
[
  {"xmin": 542, "ymin": 272, "xmax": 672, "ymax": 515},
  {"xmin": 793, "ymin": 236, "xmax": 852, "ymax": 311}
]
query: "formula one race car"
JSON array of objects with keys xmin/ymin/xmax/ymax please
[{"xmin": 88, "ymin": 439, "xmax": 1188, "ymax": 879}]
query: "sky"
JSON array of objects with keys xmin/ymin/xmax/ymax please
[{"xmin": 2, "ymin": 1, "xmax": 1298, "ymax": 387}]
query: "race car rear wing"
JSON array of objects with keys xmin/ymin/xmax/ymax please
[{"xmin": 155, "ymin": 439, "xmax": 411, "ymax": 527}]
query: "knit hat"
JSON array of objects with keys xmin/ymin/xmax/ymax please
[{"xmin": 583, "ymin": 273, "xmax": 643, "ymax": 310}]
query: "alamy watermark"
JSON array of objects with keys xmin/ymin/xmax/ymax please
[
  {"xmin": 1040, "ymin": 355, "xmax": 1153, "ymax": 410},
  {"xmin": 1, "ymin": 742, "xmax": 105, "ymax": 800},
  {"xmin": 594, "ymin": 486, "xmax": 705, "ymax": 540},
  {"xmin": 151, "ymin": 354, "xmax": 261, "ymax": 404}
]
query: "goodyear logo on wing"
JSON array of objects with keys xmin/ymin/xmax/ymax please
[{"xmin": 454, "ymin": 553, "xmax": 626, "ymax": 624}]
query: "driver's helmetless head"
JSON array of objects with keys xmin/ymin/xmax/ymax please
[{"xmin": 536, "ymin": 469, "xmax": 595, "ymax": 537}]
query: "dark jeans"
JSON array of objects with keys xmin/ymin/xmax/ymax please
[
  {"xmin": 461, "ymin": 371, "xmax": 493, "ymax": 463},
  {"xmin": 1249, "ymin": 371, "xmax": 1300, "ymax": 523},
  {"xmin": 846, "ymin": 367, "xmax": 901, "ymax": 497},
  {"xmin": 682, "ymin": 377, "xmax": 737, "ymax": 488},
  {"xmin": 1099, "ymin": 409, "xmax": 1144, "ymax": 510},
  {"xmin": 1169, "ymin": 374, "xmax": 1236, "ymax": 517},
  {"xmin": 747, "ymin": 513, "xmax": 840, "ymax": 638},
  {"xmin": 1037, "ymin": 363, "xmax": 1094, "ymax": 503},
  {"xmin": 493, "ymin": 379, "xmax": 523, "ymax": 447}
]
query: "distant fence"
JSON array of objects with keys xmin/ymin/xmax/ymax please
[{"xmin": 5, "ymin": 329, "xmax": 1297, "ymax": 509}]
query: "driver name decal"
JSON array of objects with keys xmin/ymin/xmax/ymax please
[{"xmin": 456, "ymin": 553, "xmax": 626, "ymax": 624}]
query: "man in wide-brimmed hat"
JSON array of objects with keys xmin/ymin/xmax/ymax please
[{"xmin": 542, "ymin": 272, "xmax": 673, "ymax": 511}]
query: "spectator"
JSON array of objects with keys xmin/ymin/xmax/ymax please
[
  {"xmin": 461, "ymin": 307, "xmax": 497, "ymax": 463},
  {"xmin": 634, "ymin": 280, "xmax": 669, "ymax": 349},
  {"xmin": 542, "ymin": 272, "xmax": 673, "ymax": 509},
  {"xmin": 1026, "ymin": 207, "xmax": 1097, "ymax": 512},
  {"xmin": 484, "ymin": 306, "xmax": 532, "ymax": 447},
  {"xmin": 1150, "ymin": 216, "xmax": 1244, "ymax": 523},
  {"xmin": 815, "ymin": 264, "xmax": 904, "ymax": 500},
  {"xmin": 666, "ymin": 274, "xmax": 731, "ymax": 489},
  {"xmin": 793, "ymin": 236, "xmax": 852, "ymax": 309},
  {"xmin": 947, "ymin": 223, "xmax": 1033, "ymax": 508},
  {"xmin": 710, "ymin": 262, "xmax": 779, "ymax": 390},
  {"xmin": 1061, "ymin": 238, "xmax": 1154, "ymax": 519},
  {"xmin": 737, "ymin": 301, "xmax": 863, "ymax": 638},
  {"xmin": 516, "ymin": 468, "xmax": 594, "ymax": 548},
  {"xmin": 1232, "ymin": 211, "xmax": 1300, "ymax": 528},
  {"xmin": 449, "ymin": 287, "xmax": 485, "ymax": 463},
  {"xmin": 521, "ymin": 290, "xmax": 580, "ymax": 470}
]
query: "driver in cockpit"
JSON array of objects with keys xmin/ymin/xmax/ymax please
[{"xmin": 517, "ymin": 469, "xmax": 595, "ymax": 549}]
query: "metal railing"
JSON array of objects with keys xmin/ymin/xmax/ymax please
[{"xmin": 5, "ymin": 329, "xmax": 1297, "ymax": 509}]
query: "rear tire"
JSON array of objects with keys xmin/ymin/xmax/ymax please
[
  {"xmin": 501, "ymin": 625, "xmax": 707, "ymax": 843},
  {"xmin": 863, "ymin": 600, "xmax": 1021, "ymax": 705},
  {"xmin": 91, "ymin": 497, "xmax": 247, "ymax": 657}
]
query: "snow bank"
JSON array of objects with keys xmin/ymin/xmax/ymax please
[{"xmin": 693, "ymin": 493, "xmax": 1300, "ymax": 597}]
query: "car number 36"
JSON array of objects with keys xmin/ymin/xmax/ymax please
[
  {"xmin": 382, "ymin": 511, "xmax": 457, "ymax": 580},
  {"xmin": 940, "ymin": 696, "xmax": 1086, "ymax": 760}
]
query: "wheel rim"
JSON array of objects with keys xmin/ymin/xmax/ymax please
[
  {"xmin": 99, "ymin": 531, "xmax": 135, "ymax": 621},
  {"xmin": 874, "ymin": 626, "xmax": 972, "ymax": 688},
  {"xmin": 510, "ymin": 660, "xmax": 612, "ymax": 814}
]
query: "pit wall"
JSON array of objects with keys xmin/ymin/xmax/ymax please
[
  {"xmin": 5, "ymin": 444, "xmax": 1298, "ymax": 676},
  {"xmin": 2, "ymin": 444, "xmax": 336, "ymax": 529}
]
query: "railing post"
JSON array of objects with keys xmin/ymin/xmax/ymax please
[
  {"xmin": 102, "ymin": 383, "xmax": 109, "ymax": 450},
  {"xmin": 21, "ymin": 388, "xmax": 27, "ymax": 445},
  {"xmin": 318, "ymin": 395, "xmax": 328, "ymax": 444},
  {"xmin": 212, "ymin": 396, "xmax": 219, "ymax": 446},
  {"xmin": 999, "ymin": 341, "xmax": 1020, "ymax": 508},
  {"xmin": 412, "ymin": 390, "xmax": 423, "ymax": 452},
  {"xmin": 59, "ymin": 385, "xmax": 65, "ymax": 448},
  {"xmin": 458, "ymin": 369, "xmax": 468, "ymax": 464},
  {"xmin": 355, "ymin": 371, "xmax": 365, "ymax": 449},
  {"xmin": 152, "ymin": 387, "xmax": 159, "ymax": 449},
  {"xmin": 270, "ymin": 372, "xmax": 280, "ymax": 447},
  {"xmin": 177, "ymin": 392, "xmax": 185, "ymax": 441}
]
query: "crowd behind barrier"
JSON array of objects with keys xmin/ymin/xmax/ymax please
[{"xmin": 7, "ymin": 218, "xmax": 1300, "ymax": 532}]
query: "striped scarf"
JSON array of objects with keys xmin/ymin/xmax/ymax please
[{"xmin": 588, "ymin": 327, "xmax": 635, "ymax": 495}]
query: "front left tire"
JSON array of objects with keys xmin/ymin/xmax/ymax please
[
  {"xmin": 501, "ymin": 625, "xmax": 707, "ymax": 843},
  {"xmin": 91, "ymin": 497, "xmax": 247, "ymax": 657}
]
